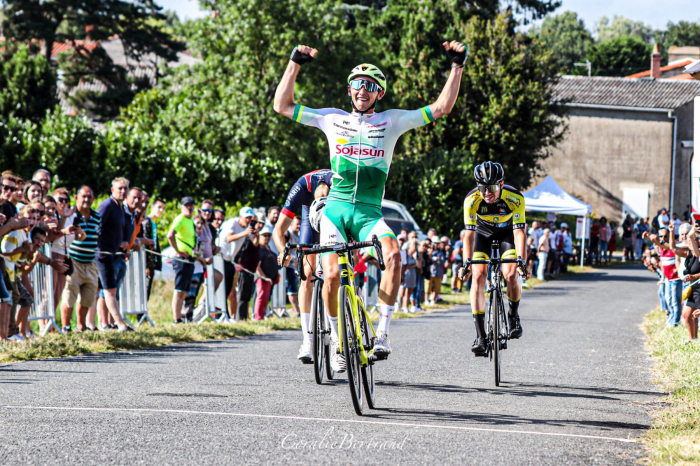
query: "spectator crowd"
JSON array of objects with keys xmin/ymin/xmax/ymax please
[
  {"xmin": 0, "ymin": 166, "xmax": 686, "ymax": 345},
  {"xmin": 642, "ymin": 207, "xmax": 700, "ymax": 343}
]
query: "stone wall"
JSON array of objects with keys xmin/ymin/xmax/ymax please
[{"xmin": 536, "ymin": 106, "xmax": 688, "ymax": 221}]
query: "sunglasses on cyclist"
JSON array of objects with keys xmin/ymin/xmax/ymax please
[
  {"xmin": 2, "ymin": 184, "xmax": 17, "ymax": 192},
  {"xmin": 349, "ymin": 79, "xmax": 382, "ymax": 93},
  {"xmin": 477, "ymin": 183, "xmax": 501, "ymax": 194}
]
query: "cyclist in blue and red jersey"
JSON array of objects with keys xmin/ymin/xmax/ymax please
[{"xmin": 274, "ymin": 169, "xmax": 333, "ymax": 362}]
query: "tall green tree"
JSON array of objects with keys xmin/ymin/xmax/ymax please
[
  {"xmin": 654, "ymin": 20, "xmax": 700, "ymax": 61},
  {"xmin": 532, "ymin": 11, "xmax": 593, "ymax": 73},
  {"xmin": 2, "ymin": 0, "xmax": 185, "ymax": 119},
  {"xmin": 367, "ymin": 4, "xmax": 565, "ymax": 234},
  {"xmin": 106, "ymin": 0, "xmax": 365, "ymax": 203},
  {"xmin": 0, "ymin": 43, "xmax": 55, "ymax": 121},
  {"xmin": 594, "ymin": 15, "xmax": 653, "ymax": 43},
  {"xmin": 587, "ymin": 35, "xmax": 652, "ymax": 76}
]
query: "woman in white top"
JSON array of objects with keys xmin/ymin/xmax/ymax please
[{"xmin": 537, "ymin": 229, "xmax": 550, "ymax": 281}]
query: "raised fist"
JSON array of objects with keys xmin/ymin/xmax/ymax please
[
  {"xmin": 290, "ymin": 45, "xmax": 318, "ymax": 65},
  {"xmin": 443, "ymin": 40, "xmax": 468, "ymax": 67}
]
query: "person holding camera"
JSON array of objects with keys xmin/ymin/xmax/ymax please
[
  {"xmin": 232, "ymin": 210, "xmax": 262, "ymax": 321},
  {"xmin": 218, "ymin": 207, "xmax": 257, "ymax": 320}
]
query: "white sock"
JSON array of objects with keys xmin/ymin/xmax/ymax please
[
  {"xmin": 329, "ymin": 316, "xmax": 339, "ymax": 341},
  {"xmin": 300, "ymin": 313, "xmax": 311, "ymax": 343},
  {"xmin": 377, "ymin": 304, "xmax": 394, "ymax": 336}
]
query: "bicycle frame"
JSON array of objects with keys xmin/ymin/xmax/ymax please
[{"xmin": 337, "ymin": 252, "xmax": 377, "ymax": 366}]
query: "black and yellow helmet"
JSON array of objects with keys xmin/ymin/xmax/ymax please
[{"xmin": 474, "ymin": 162, "xmax": 504, "ymax": 185}]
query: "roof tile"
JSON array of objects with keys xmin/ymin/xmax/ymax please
[{"xmin": 552, "ymin": 76, "xmax": 700, "ymax": 110}]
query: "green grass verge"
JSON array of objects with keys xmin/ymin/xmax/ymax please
[
  {"xmin": 5, "ymin": 262, "xmax": 618, "ymax": 365},
  {"xmin": 6, "ymin": 280, "xmax": 469, "ymax": 364},
  {"xmin": 642, "ymin": 308, "xmax": 700, "ymax": 464}
]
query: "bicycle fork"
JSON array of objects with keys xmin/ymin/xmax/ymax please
[{"xmin": 337, "ymin": 254, "xmax": 375, "ymax": 366}]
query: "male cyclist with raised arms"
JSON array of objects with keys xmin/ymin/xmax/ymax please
[
  {"xmin": 274, "ymin": 41, "xmax": 466, "ymax": 371},
  {"xmin": 460, "ymin": 162, "xmax": 529, "ymax": 356},
  {"xmin": 274, "ymin": 169, "xmax": 332, "ymax": 363}
]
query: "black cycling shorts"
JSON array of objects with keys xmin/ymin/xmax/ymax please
[
  {"xmin": 472, "ymin": 229, "xmax": 517, "ymax": 261},
  {"xmin": 300, "ymin": 205, "xmax": 320, "ymax": 245}
]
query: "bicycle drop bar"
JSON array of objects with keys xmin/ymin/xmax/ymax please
[
  {"xmin": 280, "ymin": 236, "xmax": 386, "ymax": 282},
  {"xmin": 460, "ymin": 258, "xmax": 524, "ymax": 279}
]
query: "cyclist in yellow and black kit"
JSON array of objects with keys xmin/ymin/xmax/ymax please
[{"xmin": 461, "ymin": 162, "xmax": 529, "ymax": 355}]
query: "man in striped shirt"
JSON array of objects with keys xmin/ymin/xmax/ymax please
[{"xmin": 60, "ymin": 186, "xmax": 102, "ymax": 332}]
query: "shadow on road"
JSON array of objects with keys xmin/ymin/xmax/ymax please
[
  {"xmin": 376, "ymin": 379, "xmax": 662, "ymax": 401},
  {"xmin": 369, "ymin": 405, "xmax": 650, "ymax": 432}
]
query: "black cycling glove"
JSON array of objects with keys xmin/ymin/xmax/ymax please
[
  {"xmin": 446, "ymin": 43, "xmax": 468, "ymax": 68},
  {"xmin": 290, "ymin": 46, "xmax": 314, "ymax": 65}
]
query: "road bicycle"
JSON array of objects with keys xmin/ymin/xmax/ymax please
[
  {"xmin": 462, "ymin": 239, "xmax": 524, "ymax": 387},
  {"xmin": 281, "ymin": 243, "xmax": 335, "ymax": 384},
  {"xmin": 284, "ymin": 236, "xmax": 385, "ymax": 415}
]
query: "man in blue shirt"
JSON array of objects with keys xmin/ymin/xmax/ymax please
[{"xmin": 96, "ymin": 177, "xmax": 132, "ymax": 332}]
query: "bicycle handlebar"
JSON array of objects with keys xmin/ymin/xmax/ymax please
[
  {"xmin": 279, "ymin": 235, "xmax": 386, "ymax": 282},
  {"xmin": 460, "ymin": 257, "xmax": 527, "ymax": 279}
]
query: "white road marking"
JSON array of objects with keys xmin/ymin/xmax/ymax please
[{"xmin": 1, "ymin": 405, "xmax": 638, "ymax": 443}]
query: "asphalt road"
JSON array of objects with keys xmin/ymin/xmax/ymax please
[{"xmin": 0, "ymin": 265, "xmax": 663, "ymax": 465}]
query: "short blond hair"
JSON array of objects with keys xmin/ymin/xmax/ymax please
[{"xmin": 112, "ymin": 177, "xmax": 129, "ymax": 187}]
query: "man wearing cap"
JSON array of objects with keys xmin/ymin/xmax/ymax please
[
  {"xmin": 218, "ymin": 207, "xmax": 257, "ymax": 319},
  {"xmin": 168, "ymin": 197, "xmax": 197, "ymax": 323}
]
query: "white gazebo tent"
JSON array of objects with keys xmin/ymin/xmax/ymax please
[{"xmin": 523, "ymin": 176, "xmax": 592, "ymax": 267}]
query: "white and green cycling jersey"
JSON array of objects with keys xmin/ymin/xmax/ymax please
[{"xmin": 291, "ymin": 104, "xmax": 436, "ymax": 207}]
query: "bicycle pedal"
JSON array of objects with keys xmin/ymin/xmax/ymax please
[{"xmin": 300, "ymin": 357, "xmax": 313, "ymax": 365}]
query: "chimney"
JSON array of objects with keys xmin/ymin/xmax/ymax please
[
  {"xmin": 651, "ymin": 43, "xmax": 661, "ymax": 79},
  {"xmin": 85, "ymin": 25, "xmax": 94, "ymax": 41}
]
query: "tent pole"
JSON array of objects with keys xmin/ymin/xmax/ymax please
[{"xmin": 580, "ymin": 217, "xmax": 586, "ymax": 268}]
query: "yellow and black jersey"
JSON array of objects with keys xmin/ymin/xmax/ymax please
[{"xmin": 464, "ymin": 185, "xmax": 526, "ymax": 235}]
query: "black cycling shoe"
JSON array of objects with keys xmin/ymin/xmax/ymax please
[
  {"xmin": 471, "ymin": 337, "xmax": 487, "ymax": 355},
  {"xmin": 509, "ymin": 315, "xmax": 523, "ymax": 339}
]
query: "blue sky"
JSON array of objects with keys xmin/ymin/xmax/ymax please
[{"xmin": 162, "ymin": 0, "xmax": 699, "ymax": 30}]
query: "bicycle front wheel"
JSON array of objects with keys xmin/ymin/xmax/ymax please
[
  {"xmin": 340, "ymin": 286, "xmax": 364, "ymax": 415},
  {"xmin": 359, "ymin": 306, "xmax": 376, "ymax": 409},
  {"xmin": 490, "ymin": 287, "xmax": 502, "ymax": 387},
  {"xmin": 312, "ymin": 279, "xmax": 325, "ymax": 385}
]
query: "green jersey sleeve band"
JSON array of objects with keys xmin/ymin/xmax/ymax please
[
  {"xmin": 421, "ymin": 106, "xmax": 435, "ymax": 124},
  {"xmin": 292, "ymin": 104, "xmax": 305, "ymax": 123}
]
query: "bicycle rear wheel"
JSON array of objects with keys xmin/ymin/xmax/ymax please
[
  {"xmin": 312, "ymin": 280, "xmax": 325, "ymax": 385},
  {"xmin": 340, "ymin": 286, "xmax": 364, "ymax": 415},
  {"xmin": 490, "ymin": 287, "xmax": 502, "ymax": 387},
  {"xmin": 359, "ymin": 306, "xmax": 376, "ymax": 409}
]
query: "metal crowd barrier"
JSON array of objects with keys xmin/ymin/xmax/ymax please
[
  {"xmin": 28, "ymin": 244, "xmax": 62, "ymax": 335},
  {"xmin": 198, "ymin": 254, "xmax": 231, "ymax": 323},
  {"xmin": 267, "ymin": 267, "xmax": 290, "ymax": 318},
  {"xmin": 119, "ymin": 249, "xmax": 154, "ymax": 327},
  {"xmin": 363, "ymin": 264, "xmax": 380, "ymax": 313}
]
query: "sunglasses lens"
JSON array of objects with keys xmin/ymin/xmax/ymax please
[{"xmin": 350, "ymin": 79, "xmax": 380, "ymax": 92}]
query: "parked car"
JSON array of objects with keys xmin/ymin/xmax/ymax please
[{"xmin": 381, "ymin": 200, "xmax": 426, "ymax": 240}]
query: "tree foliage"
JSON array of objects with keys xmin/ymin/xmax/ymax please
[
  {"xmin": 0, "ymin": 44, "xmax": 55, "ymax": 121},
  {"xmin": 594, "ymin": 15, "xmax": 653, "ymax": 43},
  {"xmin": 0, "ymin": 0, "xmax": 567, "ymax": 235},
  {"xmin": 531, "ymin": 11, "xmax": 592, "ymax": 73},
  {"xmin": 587, "ymin": 35, "xmax": 652, "ymax": 76},
  {"xmin": 368, "ymin": 4, "xmax": 565, "ymax": 234},
  {"xmin": 2, "ymin": 0, "xmax": 184, "ymax": 119}
]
